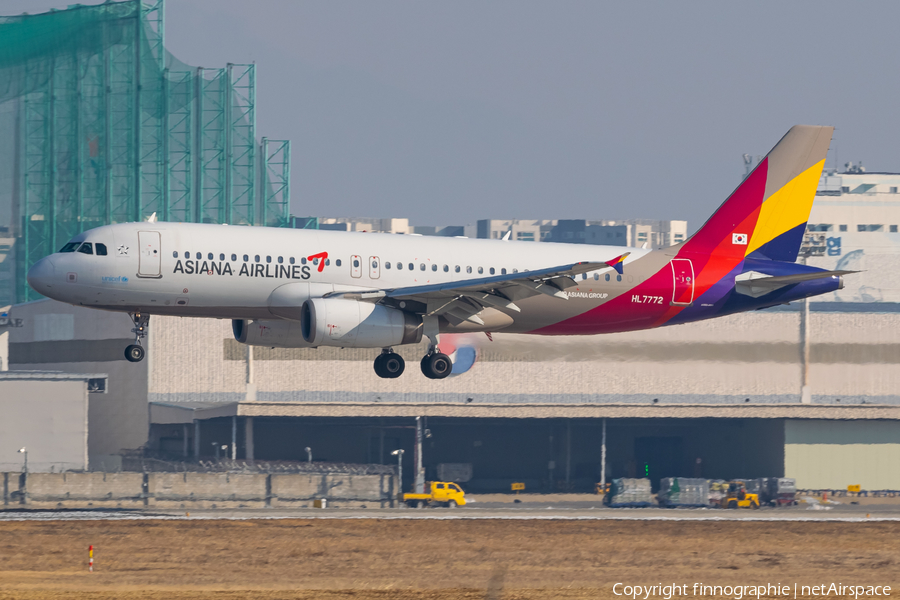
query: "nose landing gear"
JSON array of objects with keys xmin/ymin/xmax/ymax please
[
  {"xmin": 124, "ymin": 312, "xmax": 149, "ymax": 363},
  {"xmin": 374, "ymin": 349, "xmax": 405, "ymax": 378}
]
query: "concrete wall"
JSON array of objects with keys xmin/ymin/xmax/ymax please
[
  {"xmin": 8, "ymin": 300, "xmax": 149, "ymax": 457},
  {"xmin": 148, "ymin": 310, "xmax": 900, "ymax": 405},
  {"xmin": 785, "ymin": 420, "xmax": 900, "ymax": 490},
  {"xmin": 0, "ymin": 378, "xmax": 88, "ymax": 472},
  {"xmin": 25, "ymin": 472, "xmax": 143, "ymax": 507},
  {"xmin": 2, "ymin": 472, "xmax": 398, "ymax": 509},
  {"xmin": 270, "ymin": 473, "xmax": 394, "ymax": 507}
]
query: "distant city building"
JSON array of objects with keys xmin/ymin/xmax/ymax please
[
  {"xmin": 294, "ymin": 215, "xmax": 688, "ymax": 249},
  {"xmin": 543, "ymin": 219, "xmax": 687, "ymax": 248},
  {"xmin": 470, "ymin": 219, "xmax": 554, "ymax": 242}
]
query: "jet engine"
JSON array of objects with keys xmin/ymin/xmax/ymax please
[
  {"xmin": 232, "ymin": 318, "xmax": 315, "ymax": 348},
  {"xmin": 301, "ymin": 297, "xmax": 422, "ymax": 348}
]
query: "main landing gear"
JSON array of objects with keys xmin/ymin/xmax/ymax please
[
  {"xmin": 372, "ymin": 348, "xmax": 452, "ymax": 379},
  {"xmin": 124, "ymin": 312, "xmax": 149, "ymax": 363},
  {"xmin": 374, "ymin": 349, "xmax": 405, "ymax": 378},
  {"xmin": 372, "ymin": 317, "xmax": 451, "ymax": 379}
]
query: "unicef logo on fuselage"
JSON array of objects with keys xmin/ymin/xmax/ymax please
[{"xmin": 101, "ymin": 275, "xmax": 129, "ymax": 284}]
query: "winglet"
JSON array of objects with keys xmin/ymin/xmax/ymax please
[{"xmin": 605, "ymin": 252, "xmax": 630, "ymax": 275}]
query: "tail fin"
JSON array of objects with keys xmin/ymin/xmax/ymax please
[{"xmin": 683, "ymin": 125, "xmax": 833, "ymax": 263}]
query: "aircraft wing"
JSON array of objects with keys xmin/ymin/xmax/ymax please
[
  {"xmin": 326, "ymin": 261, "xmax": 608, "ymax": 326},
  {"xmin": 734, "ymin": 269, "xmax": 855, "ymax": 298}
]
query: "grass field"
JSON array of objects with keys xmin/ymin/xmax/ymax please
[{"xmin": 0, "ymin": 518, "xmax": 897, "ymax": 599}]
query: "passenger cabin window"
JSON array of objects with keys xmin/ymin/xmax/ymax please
[
  {"xmin": 173, "ymin": 251, "xmax": 179, "ymax": 258},
  {"xmin": 353, "ymin": 258, "xmax": 360, "ymax": 268},
  {"xmin": 59, "ymin": 242, "xmax": 80, "ymax": 253},
  {"xmin": 266, "ymin": 256, "xmax": 272, "ymax": 263},
  {"xmin": 605, "ymin": 273, "xmax": 610, "ymax": 281},
  {"xmin": 467, "ymin": 266, "xmax": 472, "ymax": 274},
  {"xmin": 431, "ymin": 264, "xmax": 437, "ymax": 271},
  {"xmin": 231, "ymin": 254, "xmax": 237, "ymax": 261},
  {"xmin": 254, "ymin": 255, "xmax": 260, "ymax": 263},
  {"xmin": 243, "ymin": 254, "xmax": 249, "ymax": 262},
  {"xmin": 455, "ymin": 266, "xmax": 460, "ymax": 273},
  {"xmin": 301, "ymin": 257, "xmax": 307, "ymax": 264},
  {"xmin": 208, "ymin": 253, "xmax": 213, "ymax": 260},
  {"xmin": 219, "ymin": 253, "xmax": 225, "ymax": 261},
  {"xmin": 420, "ymin": 263, "xmax": 426, "ymax": 271},
  {"xmin": 501, "ymin": 268, "xmax": 506, "ymax": 275},
  {"xmin": 336, "ymin": 259, "xmax": 342, "ymax": 267},
  {"xmin": 77, "ymin": 242, "xmax": 93, "ymax": 255},
  {"xmin": 443, "ymin": 265, "xmax": 449, "ymax": 272},
  {"xmin": 386, "ymin": 262, "xmax": 392, "ymax": 269},
  {"xmin": 408, "ymin": 263, "xmax": 414, "ymax": 270},
  {"xmin": 195, "ymin": 252, "xmax": 201, "ymax": 259},
  {"xmin": 478, "ymin": 267, "xmax": 483, "ymax": 274},
  {"xmin": 278, "ymin": 256, "xmax": 283, "ymax": 264},
  {"xmin": 95, "ymin": 243, "xmax": 108, "ymax": 256},
  {"xmin": 289, "ymin": 257, "xmax": 295, "ymax": 264},
  {"xmin": 490, "ymin": 267, "xmax": 495, "ymax": 275}
]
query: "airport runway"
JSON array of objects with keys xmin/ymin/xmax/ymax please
[{"xmin": 3, "ymin": 502, "xmax": 900, "ymax": 521}]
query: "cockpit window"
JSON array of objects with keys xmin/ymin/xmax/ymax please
[
  {"xmin": 77, "ymin": 242, "xmax": 94, "ymax": 255},
  {"xmin": 95, "ymin": 243, "xmax": 108, "ymax": 256},
  {"xmin": 59, "ymin": 242, "xmax": 80, "ymax": 253}
]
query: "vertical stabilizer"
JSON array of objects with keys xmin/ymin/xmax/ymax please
[{"xmin": 683, "ymin": 125, "xmax": 833, "ymax": 263}]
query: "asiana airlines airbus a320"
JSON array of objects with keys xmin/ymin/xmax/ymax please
[{"xmin": 27, "ymin": 125, "xmax": 850, "ymax": 379}]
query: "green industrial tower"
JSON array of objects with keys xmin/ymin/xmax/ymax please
[{"xmin": 0, "ymin": 0, "xmax": 291, "ymax": 304}]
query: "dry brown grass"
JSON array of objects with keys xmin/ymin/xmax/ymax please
[{"xmin": 0, "ymin": 519, "xmax": 897, "ymax": 599}]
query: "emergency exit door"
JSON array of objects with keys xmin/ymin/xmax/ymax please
[
  {"xmin": 670, "ymin": 258, "xmax": 694, "ymax": 305},
  {"xmin": 137, "ymin": 231, "xmax": 162, "ymax": 278}
]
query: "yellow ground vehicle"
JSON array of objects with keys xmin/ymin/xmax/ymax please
[
  {"xmin": 403, "ymin": 481, "xmax": 467, "ymax": 508},
  {"xmin": 721, "ymin": 481, "xmax": 760, "ymax": 509}
]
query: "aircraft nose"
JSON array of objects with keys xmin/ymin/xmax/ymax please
[{"xmin": 27, "ymin": 257, "xmax": 57, "ymax": 294}]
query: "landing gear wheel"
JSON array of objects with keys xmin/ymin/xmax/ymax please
[
  {"xmin": 374, "ymin": 352, "xmax": 406, "ymax": 378},
  {"xmin": 421, "ymin": 352, "xmax": 452, "ymax": 379},
  {"xmin": 383, "ymin": 353, "xmax": 405, "ymax": 378},
  {"xmin": 125, "ymin": 344, "xmax": 145, "ymax": 362}
]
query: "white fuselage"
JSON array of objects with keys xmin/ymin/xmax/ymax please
[{"xmin": 27, "ymin": 222, "xmax": 649, "ymax": 334}]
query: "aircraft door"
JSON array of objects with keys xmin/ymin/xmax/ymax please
[
  {"xmin": 137, "ymin": 231, "xmax": 162, "ymax": 278},
  {"xmin": 369, "ymin": 256, "xmax": 380, "ymax": 279},
  {"xmin": 670, "ymin": 258, "xmax": 694, "ymax": 305},
  {"xmin": 350, "ymin": 255, "xmax": 362, "ymax": 278}
]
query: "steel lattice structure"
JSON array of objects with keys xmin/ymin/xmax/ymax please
[{"xmin": 0, "ymin": 0, "xmax": 290, "ymax": 303}]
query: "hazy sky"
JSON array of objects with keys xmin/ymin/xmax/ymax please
[{"xmin": 7, "ymin": 1, "xmax": 900, "ymax": 230}]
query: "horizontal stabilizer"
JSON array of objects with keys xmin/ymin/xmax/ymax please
[{"xmin": 735, "ymin": 269, "xmax": 854, "ymax": 298}]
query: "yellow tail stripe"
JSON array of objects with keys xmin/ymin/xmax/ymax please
[{"xmin": 746, "ymin": 159, "xmax": 826, "ymax": 256}]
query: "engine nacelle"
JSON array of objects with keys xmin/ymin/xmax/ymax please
[
  {"xmin": 301, "ymin": 297, "xmax": 422, "ymax": 348},
  {"xmin": 232, "ymin": 318, "xmax": 315, "ymax": 348}
]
